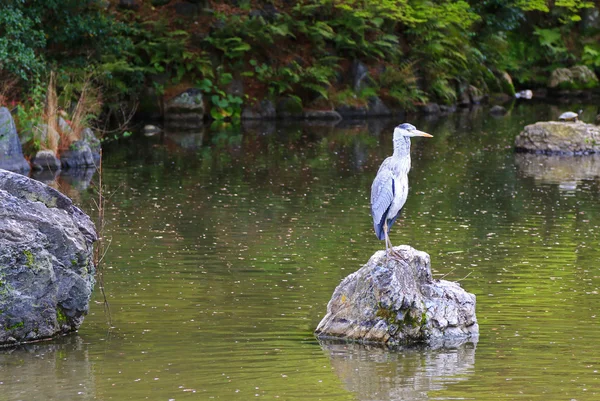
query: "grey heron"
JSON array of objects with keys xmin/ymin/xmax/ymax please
[{"xmin": 370, "ymin": 123, "xmax": 432, "ymax": 257}]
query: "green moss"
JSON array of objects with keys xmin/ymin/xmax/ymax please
[
  {"xmin": 376, "ymin": 302, "xmax": 428, "ymax": 329},
  {"xmin": 7, "ymin": 321, "xmax": 24, "ymax": 330},
  {"xmin": 57, "ymin": 308, "xmax": 68, "ymax": 325},
  {"xmin": 23, "ymin": 250, "xmax": 35, "ymax": 268}
]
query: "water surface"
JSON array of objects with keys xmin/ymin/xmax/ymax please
[{"xmin": 2, "ymin": 102, "xmax": 600, "ymax": 400}]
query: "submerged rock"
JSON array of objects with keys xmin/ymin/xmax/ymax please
[
  {"xmin": 515, "ymin": 121, "xmax": 600, "ymax": 154},
  {"xmin": 315, "ymin": 246, "xmax": 478, "ymax": 347},
  {"xmin": 0, "ymin": 107, "xmax": 30, "ymax": 173},
  {"xmin": 0, "ymin": 169, "xmax": 97, "ymax": 346}
]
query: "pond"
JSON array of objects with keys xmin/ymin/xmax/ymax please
[{"xmin": 2, "ymin": 102, "xmax": 600, "ymax": 400}]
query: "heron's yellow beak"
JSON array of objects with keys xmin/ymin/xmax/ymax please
[{"xmin": 414, "ymin": 130, "xmax": 433, "ymax": 138}]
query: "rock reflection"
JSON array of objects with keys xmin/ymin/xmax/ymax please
[
  {"xmin": 163, "ymin": 129, "xmax": 205, "ymax": 151},
  {"xmin": 0, "ymin": 335, "xmax": 95, "ymax": 400},
  {"xmin": 319, "ymin": 340, "xmax": 476, "ymax": 401},
  {"xmin": 515, "ymin": 153, "xmax": 600, "ymax": 188}
]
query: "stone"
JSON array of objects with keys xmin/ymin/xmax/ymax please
[
  {"xmin": 0, "ymin": 107, "xmax": 30, "ymax": 173},
  {"xmin": 350, "ymin": 60, "xmax": 375, "ymax": 92},
  {"xmin": 499, "ymin": 71, "xmax": 515, "ymax": 96},
  {"xmin": 548, "ymin": 65, "xmax": 599, "ymax": 90},
  {"xmin": 81, "ymin": 128, "xmax": 101, "ymax": 165},
  {"xmin": 59, "ymin": 141, "xmax": 96, "ymax": 169},
  {"xmin": 366, "ymin": 96, "xmax": 391, "ymax": 117},
  {"xmin": 249, "ymin": 4, "xmax": 279, "ymax": 21},
  {"xmin": 421, "ymin": 103, "xmax": 441, "ymax": 115},
  {"xmin": 457, "ymin": 88, "xmax": 471, "ymax": 107},
  {"xmin": 490, "ymin": 105, "xmax": 507, "ymax": 115},
  {"xmin": 0, "ymin": 170, "xmax": 96, "ymax": 346},
  {"xmin": 164, "ymin": 89, "xmax": 205, "ymax": 128},
  {"xmin": 276, "ymin": 97, "xmax": 304, "ymax": 119},
  {"xmin": 303, "ymin": 110, "xmax": 342, "ymax": 121},
  {"xmin": 439, "ymin": 104, "xmax": 457, "ymax": 113},
  {"xmin": 335, "ymin": 104, "xmax": 367, "ymax": 119},
  {"xmin": 58, "ymin": 117, "xmax": 73, "ymax": 136},
  {"xmin": 468, "ymin": 85, "xmax": 485, "ymax": 104},
  {"xmin": 241, "ymin": 99, "xmax": 277, "ymax": 120},
  {"xmin": 31, "ymin": 150, "xmax": 61, "ymax": 171},
  {"xmin": 315, "ymin": 246, "xmax": 479, "ymax": 347},
  {"xmin": 515, "ymin": 121, "xmax": 600, "ymax": 154}
]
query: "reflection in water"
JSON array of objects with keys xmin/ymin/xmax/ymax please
[
  {"xmin": 515, "ymin": 153, "xmax": 600, "ymax": 189},
  {"xmin": 320, "ymin": 340, "xmax": 476, "ymax": 401},
  {"xmin": 0, "ymin": 336, "xmax": 95, "ymax": 401}
]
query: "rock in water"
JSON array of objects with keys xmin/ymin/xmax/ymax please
[
  {"xmin": 0, "ymin": 107, "xmax": 30, "ymax": 173},
  {"xmin": 0, "ymin": 169, "xmax": 97, "ymax": 346},
  {"xmin": 515, "ymin": 121, "xmax": 600, "ymax": 154},
  {"xmin": 315, "ymin": 246, "xmax": 478, "ymax": 347}
]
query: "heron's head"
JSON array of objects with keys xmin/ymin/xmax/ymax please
[{"xmin": 393, "ymin": 123, "xmax": 433, "ymax": 139}]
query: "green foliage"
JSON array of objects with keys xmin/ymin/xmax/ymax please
[
  {"xmin": 378, "ymin": 63, "xmax": 428, "ymax": 110},
  {"xmin": 0, "ymin": 4, "xmax": 46, "ymax": 80},
  {"xmin": 3, "ymin": 0, "xmax": 600, "ymax": 124},
  {"xmin": 198, "ymin": 72, "xmax": 244, "ymax": 124},
  {"xmin": 582, "ymin": 44, "xmax": 600, "ymax": 69}
]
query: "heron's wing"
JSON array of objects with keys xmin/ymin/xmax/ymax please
[{"xmin": 370, "ymin": 165, "xmax": 395, "ymax": 240}]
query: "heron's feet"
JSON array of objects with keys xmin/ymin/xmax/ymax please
[{"xmin": 384, "ymin": 247, "xmax": 403, "ymax": 262}]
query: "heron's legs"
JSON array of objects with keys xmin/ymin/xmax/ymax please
[{"xmin": 383, "ymin": 221, "xmax": 402, "ymax": 260}]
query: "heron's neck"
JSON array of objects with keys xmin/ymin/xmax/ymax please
[{"xmin": 393, "ymin": 136, "xmax": 411, "ymax": 158}]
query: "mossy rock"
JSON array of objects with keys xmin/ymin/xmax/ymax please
[
  {"xmin": 548, "ymin": 66, "xmax": 599, "ymax": 90},
  {"xmin": 276, "ymin": 97, "xmax": 304, "ymax": 119}
]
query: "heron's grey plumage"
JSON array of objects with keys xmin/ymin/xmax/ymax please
[{"xmin": 370, "ymin": 123, "xmax": 431, "ymax": 255}]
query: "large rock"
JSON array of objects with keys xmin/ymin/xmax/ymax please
[
  {"xmin": 81, "ymin": 128, "xmax": 101, "ymax": 165},
  {"xmin": 31, "ymin": 150, "xmax": 61, "ymax": 171},
  {"xmin": 59, "ymin": 140, "xmax": 96, "ymax": 169},
  {"xmin": 241, "ymin": 99, "xmax": 276, "ymax": 120},
  {"xmin": 350, "ymin": 60, "xmax": 375, "ymax": 92},
  {"xmin": 164, "ymin": 89, "xmax": 205, "ymax": 128},
  {"xmin": 515, "ymin": 121, "xmax": 600, "ymax": 154},
  {"xmin": 0, "ymin": 107, "xmax": 30, "ymax": 173},
  {"xmin": 548, "ymin": 65, "xmax": 599, "ymax": 90},
  {"xmin": 315, "ymin": 246, "xmax": 478, "ymax": 347},
  {"xmin": 0, "ymin": 169, "xmax": 97, "ymax": 346}
]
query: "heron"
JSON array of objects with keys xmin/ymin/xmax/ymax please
[{"xmin": 370, "ymin": 123, "xmax": 432, "ymax": 257}]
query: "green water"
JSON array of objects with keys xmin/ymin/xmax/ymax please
[{"xmin": 3, "ymin": 102, "xmax": 600, "ymax": 400}]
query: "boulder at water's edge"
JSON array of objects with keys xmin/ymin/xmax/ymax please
[
  {"xmin": 0, "ymin": 169, "xmax": 97, "ymax": 346},
  {"xmin": 0, "ymin": 107, "xmax": 30, "ymax": 173},
  {"xmin": 315, "ymin": 246, "xmax": 478, "ymax": 347},
  {"xmin": 515, "ymin": 121, "xmax": 600, "ymax": 154}
]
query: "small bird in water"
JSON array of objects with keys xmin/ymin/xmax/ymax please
[{"xmin": 370, "ymin": 123, "xmax": 432, "ymax": 258}]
